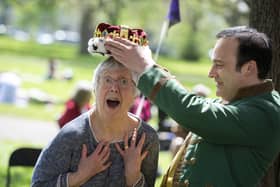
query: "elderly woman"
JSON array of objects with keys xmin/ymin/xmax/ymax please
[{"xmin": 32, "ymin": 57, "xmax": 159, "ymax": 187}]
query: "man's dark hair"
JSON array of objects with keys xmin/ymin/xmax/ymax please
[{"xmin": 216, "ymin": 26, "xmax": 272, "ymax": 79}]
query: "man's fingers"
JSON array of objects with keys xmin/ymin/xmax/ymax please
[
  {"xmin": 114, "ymin": 37, "xmax": 136, "ymax": 46},
  {"xmin": 109, "ymin": 52, "xmax": 124, "ymax": 63},
  {"xmin": 106, "ymin": 43, "xmax": 124, "ymax": 54},
  {"xmin": 105, "ymin": 39, "xmax": 127, "ymax": 51}
]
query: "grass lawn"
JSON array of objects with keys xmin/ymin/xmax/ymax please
[{"xmin": 0, "ymin": 36, "xmax": 215, "ymax": 186}]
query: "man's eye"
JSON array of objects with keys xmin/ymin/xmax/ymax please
[{"xmin": 215, "ymin": 64, "xmax": 223, "ymax": 68}]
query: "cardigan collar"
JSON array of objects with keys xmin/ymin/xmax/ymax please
[{"xmin": 230, "ymin": 80, "xmax": 274, "ymax": 102}]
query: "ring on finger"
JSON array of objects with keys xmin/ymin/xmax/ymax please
[{"xmin": 124, "ymin": 145, "xmax": 128, "ymax": 150}]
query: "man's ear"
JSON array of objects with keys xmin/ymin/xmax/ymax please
[{"xmin": 241, "ymin": 60, "xmax": 257, "ymax": 76}]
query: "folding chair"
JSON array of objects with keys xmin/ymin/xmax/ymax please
[{"xmin": 6, "ymin": 147, "xmax": 42, "ymax": 187}]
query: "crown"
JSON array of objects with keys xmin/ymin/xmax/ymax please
[
  {"xmin": 88, "ymin": 22, "xmax": 149, "ymax": 55},
  {"xmin": 94, "ymin": 22, "xmax": 148, "ymax": 46}
]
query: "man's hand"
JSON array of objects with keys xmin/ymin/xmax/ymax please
[{"xmin": 105, "ymin": 37, "xmax": 155, "ymax": 74}]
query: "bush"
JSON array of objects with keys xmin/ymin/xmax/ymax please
[{"xmin": 181, "ymin": 35, "xmax": 201, "ymax": 61}]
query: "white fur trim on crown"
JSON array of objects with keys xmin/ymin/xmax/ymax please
[
  {"xmin": 88, "ymin": 37, "xmax": 108, "ymax": 56},
  {"xmin": 87, "ymin": 37, "xmax": 151, "ymax": 57}
]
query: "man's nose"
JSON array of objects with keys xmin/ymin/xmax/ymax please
[{"xmin": 208, "ymin": 65, "xmax": 216, "ymax": 78}]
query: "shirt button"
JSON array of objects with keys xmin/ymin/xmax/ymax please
[
  {"xmin": 190, "ymin": 157, "xmax": 196, "ymax": 164},
  {"xmin": 184, "ymin": 179, "xmax": 190, "ymax": 186}
]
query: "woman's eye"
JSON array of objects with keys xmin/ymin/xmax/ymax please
[
  {"xmin": 105, "ymin": 77, "xmax": 111, "ymax": 83},
  {"xmin": 120, "ymin": 79, "xmax": 128, "ymax": 85}
]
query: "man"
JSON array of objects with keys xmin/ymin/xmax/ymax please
[{"xmin": 105, "ymin": 26, "xmax": 280, "ymax": 187}]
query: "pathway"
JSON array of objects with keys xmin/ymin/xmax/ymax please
[{"xmin": 0, "ymin": 115, "xmax": 59, "ymax": 145}]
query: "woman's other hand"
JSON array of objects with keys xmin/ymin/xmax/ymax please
[{"xmin": 115, "ymin": 128, "xmax": 148, "ymax": 186}]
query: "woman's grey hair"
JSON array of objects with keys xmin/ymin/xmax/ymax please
[{"xmin": 92, "ymin": 57, "xmax": 139, "ymax": 95}]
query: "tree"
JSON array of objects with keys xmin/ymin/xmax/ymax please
[
  {"xmin": 247, "ymin": 0, "xmax": 280, "ymax": 92},
  {"xmin": 246, "ymin": 2, "xmax": 280, "ymax": 186},
  {"xmin": 79, "ymin": 0, "xmax": 127, "ymax": 54},
  {"xmin": 79, "ymin": 5, "xmax": 95, "ymax": 54},
  {"xmin": 0, "ymin": 0, "xmax": 11, "ymax": 25}
]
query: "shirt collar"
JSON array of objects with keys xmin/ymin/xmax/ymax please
[{"xmin": 230, "ymin": 80, "xmax": 274, "ymax": 102}]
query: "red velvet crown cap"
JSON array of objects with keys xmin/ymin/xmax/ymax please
[{"xmin": 93, "ymin": 22, "xmax": 148, "ymax": 46}]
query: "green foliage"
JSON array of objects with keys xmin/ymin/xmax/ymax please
[
  {"xmin": 2, "ymin": 0, "xmax": 249, "ymax": 60},
  {"xmin": 181, "ymin": 35, "xmax": 201, "ymax": 61}
]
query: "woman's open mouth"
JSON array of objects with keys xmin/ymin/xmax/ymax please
[{"xmin": 106, "ymin": 99, "xmax": 120, "ymax": 108}]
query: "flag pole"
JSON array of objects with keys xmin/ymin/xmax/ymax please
[
  {"xmin": 135, "ymin": 0, "xmax": 180, "ymax": 119},
  {"xmin": 135, "ymin": 21, "xmax": 169, "ymax": 118},
  {"xmin": 154, "ymin": 21, "xmax": 169, "ymax": 62}
]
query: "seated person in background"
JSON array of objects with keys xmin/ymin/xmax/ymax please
[
  {"xmin": 32, "ymin": 57, "xmax": 159, "ymax": 187},
  {"xmin": 58, "ymin": 81, "xmax": 92, "ymax": 128},
  {"xmin": 129, "ymin": 93, "xmax": 152, "ymax": 122}
]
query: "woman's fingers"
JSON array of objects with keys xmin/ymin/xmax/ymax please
[
  {"xmin": 81, "ymin": 144, "xmax": 87, "ymax": 158},
  {"xmin": 131, "ymin": 128, "xmax": 137, "ymax": 147},
  {"xmin": 115, "ymin": 143, "xmax": 124, "ymax": 156},
  {"xmin": 99, "ymin": 143, "xmax": 109, "ymax": 158},
  {"xmin": 136, "ymin": 133, "xmax": 146, "ymax": 149},
  {"xmin": 124, "ymin": 132, "xmax": 129, "ymax": 150},
  {"xmin": 95, "ymin": 141, "xmax": 105, "ymax": 154},
  {"xmin": 102, "ymin": 161, "xmax": 112, "ymax": 171},
  {"xmin": 141, "ymin": 150, "xmax": 148, "ymax": 161},
  {"xmin": 101, "ymin": 146, "xmax": 111, "ymax": 162}
]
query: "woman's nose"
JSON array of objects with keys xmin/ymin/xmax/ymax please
[{"xmin": 109, "ymin": 82, "xmax": 119, "ymax": 92}]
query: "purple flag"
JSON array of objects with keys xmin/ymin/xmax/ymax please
[{"xmin": 166, "ymin": 0, "xmax": 181, "ymax": 28}]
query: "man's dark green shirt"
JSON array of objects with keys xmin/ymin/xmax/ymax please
[{"xmin": 139, "ymin": 66, "xmax": 280, "ymax": 187}]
